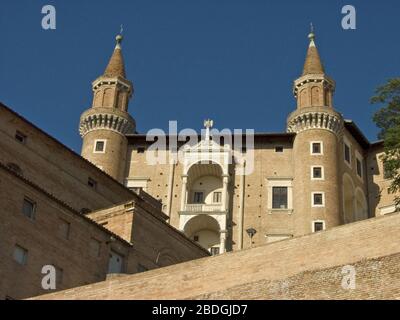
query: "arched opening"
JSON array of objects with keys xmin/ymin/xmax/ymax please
[
  {"xmin": 185, "ymin": 162, "xmax": 224, "ymax": 212},
  {"xmin": 355, "ymin": 188, "xmax": 368, "ymax": 221},
  {"xmin": 311, "ymin": 86, "xmax": 321, "ymax": 106},
  {"xmin": 183, "ymin": 215, "xmax": 221, "ymax": 254},
  {"xmin": 299, "ymin": 89, "xmax": 307, "ymax": 108}
]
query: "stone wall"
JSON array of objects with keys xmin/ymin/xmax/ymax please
[{"xmin": 32, "ymin": 212, "xmax": 400, "ymax": 300}]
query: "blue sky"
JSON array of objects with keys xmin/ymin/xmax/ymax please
[{"xmin": 1, "ymin": 0, "xmax": 399, "ymax": 152}]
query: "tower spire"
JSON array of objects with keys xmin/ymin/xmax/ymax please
[
  {"xmin": 103, "ymin": 33, "xmax": 126, "ymax": 78},
  {"xmin": 302, "ymin": 24, "xmax": 324, "ymax": 75}
]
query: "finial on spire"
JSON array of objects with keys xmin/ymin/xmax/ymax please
[
  {"xmin": 115, "ymin": 25, "xmax": 124, "ymax": 49},
  {"xmin": 308, "ymin": 23, "xmax": 316, "ymax": 43}
]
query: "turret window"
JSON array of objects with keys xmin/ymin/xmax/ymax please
[
  {"xmin": 312, "ymin": 192, "xmax": 325, "ymax": 207},
  {"xmin": 311, "ymin": 166, "xmax": 324, "ymax": 180},
  {"xmin": 312, "ymin": 220, "xmax": 326, "ymax": 232},
  {"xmin": 310, "ymin": 141, "xmax": 323, "ymax": 155},
  {"xmin": 94, "ymin": 140, "xmax": 106, "ymax": 153}
]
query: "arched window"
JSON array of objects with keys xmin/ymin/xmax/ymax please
[{"xmin": 311, "ymin": 86, "xmax": 320, "ymax": 106}]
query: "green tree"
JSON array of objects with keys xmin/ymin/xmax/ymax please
[{"xmin": 371, "ymin": 78, "xmax": 400, "ymax": 208}]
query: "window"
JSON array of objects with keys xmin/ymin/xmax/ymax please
[
  {"xmin": 59, "ymin": 219, "xmax": 71, "ymax": 240},
  {"xmin": 108, "ymin": 250, "xmax": 124, "ymax": 274},
  {"xmin": 312, "ymin": 221, "xmax": 325, "ymax": 232},
  {"xmin": 311, "ymin": 142, "xmax": 323, "ymax": 155},
  {"xmin": 312, "ymin": 192, "xmax": 325, "ymax": 207},
  {"xmin": 22, "ymin": 198, "xmax": 36, "ymax": 220},
  {"xmin": 213, "ymin": 192, "xmax": 222, "ymax": 203},
  {"xmin": 210, "ymin": 247, "xmax": 220, "ymax": 256},
  {"xmin": 193, "ymin": 192, "xmax": 204, "ymax": 204},
  {"xmin": 356, "ymin": 158, "xmax": 363, "ymax": 178},
  {"xmin": 344, "ymin": 143, "xmax": 351, "ymax": 165},
  {"xmin": 275, "ymin": 146, "xmax": 284, "ymax": 153},
  {"xmin": 88, "ymin": 178, "xmax": 97, "ymax": 189},
  {"xmin": 272, "ymin": 187, "xmax": 288, "ymax": 209},
  {"xmin": 15, "ymin": 131, "xmax": 27, "ymax": 144},
  {"xmin": 193, "ymin": 235, "xmax": 199, "ymax": 242},
  {"xmin": 13, "ymin": 245, "xmax": 28, "ymax": 265},
  {"xmin": 93, "ymin": 140, "xmax": 106, "ymax": 153},
  {"xmin": 89, "ymin": 238, "xmax": 101, "ymax": 257},
  {"xmin": 311, "ymin": 166, "xmax": 324, "ymax": 180}
]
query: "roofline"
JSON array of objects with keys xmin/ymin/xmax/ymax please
[
  {"xmin": 0, "ymin": 101, "xmax": 134, "ymax": 195},
  {"xmin": 0, "ymin": 161, "xmax": 132, "ymax": 247},
  {"xmin": 343, "ymin": 120, "xmax": 375, "ymax": 149}
]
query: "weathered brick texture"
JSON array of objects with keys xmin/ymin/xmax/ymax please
[{"xmin": 33, "ymin": 212, "xmax": 400, "ymax": 300}]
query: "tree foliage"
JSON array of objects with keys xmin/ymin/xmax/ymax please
[{"xmin": 371, "ymin": 78, "xmax": 400, "ymax": 207}]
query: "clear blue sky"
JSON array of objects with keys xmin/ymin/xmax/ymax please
[{"xmin": 1, "ymin": 0, "xmax": 399, "ymax": 152}]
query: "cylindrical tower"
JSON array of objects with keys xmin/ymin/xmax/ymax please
[
  {"xmin": 79, "ymin": 34, "xmax": 135, "ymax": 183},
  {"xmin": 287, "ymin": 29, "xmax": 344, "ymax": 236}
]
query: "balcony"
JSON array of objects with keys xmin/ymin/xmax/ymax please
[{"xmin": 181, "ymin": 203, "xmax": 225, "ymax": 214}]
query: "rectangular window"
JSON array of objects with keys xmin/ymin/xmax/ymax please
[
  {"xmin": 194, "ymin": 192, "xmax": 204, "ymax": 204},
  {"xmin": 272, "ymin": 187, "xmax": 288, "ymax": 209},
  {"xmin": 13, "ymin": 245, "xmax": 28, "ymax": 265},
  {"xmin": 275, "ymin": 146, "xmax": 284, "ymax": 153},
  {"xmin": 15, "ymin": 131, "xmax": 27, "ymax": 144},
  {"xmin": 210, "ymin": 247, "xmax": 220, "ymax": 256},
  {"xmin": 344, "ymin": 143, "xmax": 351, "ymax": 164},
  {"xmin": 312, "ymin": 166, "xmax": 323, "ymax": 179},
  {"xmin": 356, "ymin": 158, "xmax": 363, "ymax": 178},
  {"xmin": 88, "ymin": 178, "xmax": 97, "ymax": 189},
  {"xmin": 59, "ymin": 219, "xmax": 71, "ymax": 240},
  {"xmin": 89, "ymin": 238, "xmax": 101, "ymax": 258},
  {"xmin": 94, "ymin": 140, "xmax": 106, "ymax": 153},
  {"xmin": 311, "ymin": 142, "xmax": 322, "ymax": 154},
  {"xmin": 108, "ymin": 250, "xmax": 124, "ymax": 274},
  {"xmin": 193, "ymin": 235, "xmax": 199, "ymax": 242},
  {"xmin": 22, "ymin": 198, "xmax": 36, "ymax": 220},
  {"xmin": 312, "ymin": 192, "xmax": 324, "ymax": 207},
  {"xmin": 313, "ymin": 221, "xmax": 325, "ymax": 232},
  {"xmin": 213, "ymin": 192, "xmax": 222, "ymax": 203}
]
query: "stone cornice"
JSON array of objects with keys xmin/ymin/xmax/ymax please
[
  {"xmin": 293, "ymin": 74, "xmax": 335, "ymax": 98},
  {"xmin": 287, "ymin": 108, "xmax": 343, "ymax": 135},
  {"xmin": 79, "ymin": 109, "xmax": 135, "ymax": 137}
]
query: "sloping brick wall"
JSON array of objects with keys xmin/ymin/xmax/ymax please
[{"xmin": 32, "ymin": 212, "xmax": 400, "ymax": 300}]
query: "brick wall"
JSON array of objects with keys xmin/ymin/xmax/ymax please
[{"xmin": 33, "ymin": 212, "xmax": 400, "ymax": 300}]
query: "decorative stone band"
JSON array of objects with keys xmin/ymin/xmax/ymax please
[
  {"xmin": 79, "ymin": 112, "xmax": 135, "ymax": 137},
  {"xmin": 287, "ymin": 111, "xmax": 343, "ymax": 135}
]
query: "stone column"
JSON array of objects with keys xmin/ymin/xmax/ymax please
[{"xmin": 221, "ymin": 175, "xmax": 230, "ymax": 212}]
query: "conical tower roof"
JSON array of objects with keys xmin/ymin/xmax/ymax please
[
  {"xmin": 103, "ymin": 34, "xmax": 126, "ymax": 78},
  {"xmin": 302, "ymin": 28, "xmax": 325, "ymax": 75}
]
